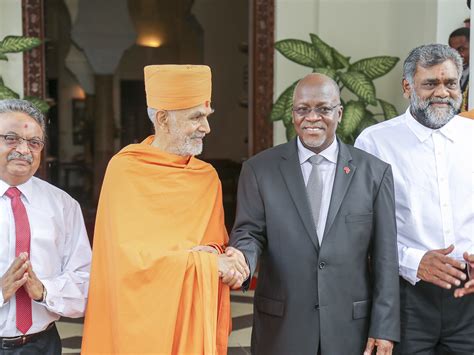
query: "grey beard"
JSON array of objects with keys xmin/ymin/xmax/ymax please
[
  {"xmin": 168, "ymin": 136, "xmax": 204, "ymax": 156},
  {"xmin": 410, "ymin": 94, "xmax": 461, "ymax": 129}
]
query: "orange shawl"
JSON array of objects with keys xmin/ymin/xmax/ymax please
[{"xmin": 81, "ymin": 137, "xmax": 230, "ymax": 354}]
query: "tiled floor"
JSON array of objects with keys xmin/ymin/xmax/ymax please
[{"xmin": 57, "ymin": 291, "xmax": 254, "ymax": 354}]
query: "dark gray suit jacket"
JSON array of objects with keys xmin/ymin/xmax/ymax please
[{"xmin": 230, "ymin": 138, "xmax": 400, "ymax": 355}]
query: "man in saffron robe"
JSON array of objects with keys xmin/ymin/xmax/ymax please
[{"xmin": 81, "ymin": 65, "xmax": 248, "ymax": 354}]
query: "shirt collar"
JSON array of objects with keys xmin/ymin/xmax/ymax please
[
  {"xmin": 0, "ymin": 178, "xmax": 34, "ymax": 204},
  {"xmin": 297, "ymin": 136, "xmax": 339, "ymax": 165},
  {"xmin": 405, "ymin": 107, "xmax": 457, "ymax": 143}
]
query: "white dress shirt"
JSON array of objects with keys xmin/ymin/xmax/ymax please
[
  {"xmin": 0, "ymin": 177, "xmax": 91, "ymax": 336},
  {"xmin": 297, "ymin": 137, "xmax": 339, "ymax": 244},
  {"xmin": 355, "ymin": 108, "xmax": 474, "ymax": 285}
]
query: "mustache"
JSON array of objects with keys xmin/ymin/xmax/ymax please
[
  {"xmin": 190, "ymin": 133, "xmax": 206, "ymax": 139},
  {"xmin": 426, "ymin": 97, "xmax": 457, "ymax": 108},
  {"xmin": 7, "ymin": 151, "xmax": 33, "ymax": 164}
]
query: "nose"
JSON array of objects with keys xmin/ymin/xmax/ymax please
[
  {"xmin": 305, "ymin": 110, "xmax": 323, "ymax": 122},
  {"xmin": 15, "ymin": 138, "xmax": 30, "ymax": 154},
  {"xmin": 199, "ymin": 117, "xmax": 211, "ymax": 134},
  {"xmin": 433, "ymin": 84, "xmax": 449, "ymax": 98}
]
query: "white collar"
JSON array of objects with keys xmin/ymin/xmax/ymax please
[
  {"xmin": 405, "ymin": 107, "xmax": 457, "ymax": 143},
  {"xmin": 0, "ymin": 178, "xmax": 34, "ymax": 204},
  {"xmin": 297, "ymin": 136, "xmax": 339, "ymax": 165}
]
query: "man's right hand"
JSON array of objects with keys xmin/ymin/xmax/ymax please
[
  {"xmin": 417, "ymin": 245, "xmax": 467, "ymax": 289},
  {"xmin": 0, "ymin": 252, "xmax": 29, "ymax": 303},
  {"xmin": 217, "ymin": 250, "xmax": 249, "ymax": 289}
]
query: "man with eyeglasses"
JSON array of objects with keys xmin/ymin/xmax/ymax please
[
  {"xmin": 229, "ymin": 73, "xmax": 400, "ymax": 354},
  {"xmin": 356, "ymin": 44, "xmax": 474, "ymax": 354},
  {"xmin": 0, "ymin": 99, "xmax": 91, "ymax": 354},
  {"xmin": 449, "ymin": 27, "xmax": 470, "ymax": 112}
]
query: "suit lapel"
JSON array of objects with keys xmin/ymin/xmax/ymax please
[
  {"xmin": 323, "ymin": 140, "xmax": 356, "ymax": 238},
  {"xmin": 279, "ymin": 139, "xmax": 320, "ymax": 251}
]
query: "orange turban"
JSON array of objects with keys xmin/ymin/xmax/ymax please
[{"xmin": 144, "ymin": 64, "xmax": 212, "ymax": 110}]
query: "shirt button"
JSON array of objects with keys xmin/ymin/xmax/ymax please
[
  {"xmin": 314, "ymin": 304, "xmax": 320, "ymax": 310},
  {"xmin": 319, "ymin": 262, "xmax": 326, "ymax": 270}
]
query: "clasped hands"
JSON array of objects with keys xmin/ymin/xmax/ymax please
[
  {"xmin": 417, "ymin": 245, "xmax": 474, "ymax": 298},
  {"xmin": 0, "ymin": 252, "xmax": 45, "ymax": 303},
  {"xmin": 190, "ymin": 246, "xmax": 249, "ymax": 289}
]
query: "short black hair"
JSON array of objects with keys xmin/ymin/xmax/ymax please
[{"xmin": 449, "ymin": 27, "xmax": 470, "ymax": 40}]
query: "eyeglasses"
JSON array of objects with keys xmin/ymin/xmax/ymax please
[
  {"xmin": 293, "ymin": 104, "xmax": 341, "ymax": 118},
  {"xmin": 0, "ymin": 134, "xmax": 44, "ymax": 152}
]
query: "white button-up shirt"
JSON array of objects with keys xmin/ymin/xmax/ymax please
[
  {"xmin": 297, "ymin": 137, "xmax": 339, "ymax": 245},
  {"xmin": 0, "ymin": 177, "xmax": 91, "ymax": 336},
  {"xmin": 355, "ymin": 108, "xmax": 474, "ymax": 285}
]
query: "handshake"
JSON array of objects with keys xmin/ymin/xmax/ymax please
[{"xmin": 190, "ymin": 245, "xmax": 250, "ymax": 289}]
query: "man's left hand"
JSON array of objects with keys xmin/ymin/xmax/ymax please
[
  {"xmin": 454, "ymin": 252, "xmax": 474, "ymax": 298},
  {"xmin": 364, "ymin": 338, "xmax": 393, "ymax": 355},
  {"xmin": 24, "ymin": 261, "xmax": 44, "ymax": 301}
]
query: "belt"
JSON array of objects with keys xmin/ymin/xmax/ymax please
[{"xmin": 0, "ymin": 322, "xmax": 55, "ymax": 350}]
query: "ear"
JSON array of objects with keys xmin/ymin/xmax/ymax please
[
  {"xmin": 402, "ymin": 79, "xmax": 411, "ymax": 99},
  {"xmin": 336, "ymin": 105, "xmax": 343, "ymax": 123},
  {"xmin": 153, "ymin": 110, "xmax": 169, "ymax": 132}
]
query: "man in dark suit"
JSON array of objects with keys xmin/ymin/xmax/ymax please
[{"xmin": 228, "ymin": 73, "xmax": 400, "ymax": 354}]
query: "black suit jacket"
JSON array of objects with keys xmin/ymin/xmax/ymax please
[{"xmin": 230, "ymin": 138, "xmax": 400, "ymax": 354}]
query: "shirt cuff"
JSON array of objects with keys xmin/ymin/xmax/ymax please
[
  {"xmin": 40, "ymin": 279, "xmax": 61, "ymax": 312},
  {"xmin": 206, "ymin": 243, "xmax": 225, "ymax": 254},
  {"xmin": 399, "ymin": 247, "xmax": 427, "ymax": 285}
]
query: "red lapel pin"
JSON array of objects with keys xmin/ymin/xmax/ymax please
[{"xmin": 343, "ymin": 166, "xmax": 351, "ymax": 174}]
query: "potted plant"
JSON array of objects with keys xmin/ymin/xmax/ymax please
[
  {"xmin": 271, "ymin": 33, "xmax": 399, "ymax": 144},
  {"xmin": 0, "ymin": 35, "xmax": 49, "ymax": 113}
]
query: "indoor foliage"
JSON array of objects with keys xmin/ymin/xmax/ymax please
[
  {"xmin": 271, "ymin": 33, "xmax": 400, "ymax": 144},
  {"xmin": 0, "ymin": 35, "xmax": 49, "ymax": 113}
]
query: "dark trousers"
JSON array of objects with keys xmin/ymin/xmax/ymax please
[
  {"xmin": 0, "ymin": 324, "xmax": 61, "ymax": 355},
  {"xmin": 394, "ymin": 277, "xmax": 474, "ymax": 355}
]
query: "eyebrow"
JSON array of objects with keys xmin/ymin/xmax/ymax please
[
  {"xmin": 4, "ymin": 131, "xmax": 43, "ymax": 140},
  {"xmin": 190, "ymin": 108, "xmax": 215, "ymax": 119}
]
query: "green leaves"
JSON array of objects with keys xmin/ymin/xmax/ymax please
[
  {"xmin": 24, "ymin": 96, "xmax": 50, "ymax": 114},
  {"xmin": 310, "ymin": 34, "xmax": 334, "ymax": 67},
  {"xmin": 378, "ymin": 99, "xmax": 398, "ymax": 119},
  {"xmin": 0, "ymin": 36, "xmax": 41, "ymax": 54},
  {"xmin": 275, "ymin": 39, "xmax": 322, "ymax": 68},
  {"xmin": 0, "ymin": 83, "xmax": 20, "ymax": 100},
  {"xmin": 350, "ymin": 56, "xmax": 399, "ymax": 80},
  {"xmin": 332, "ymin": 48, "xmax": 350, "ymax": 69},
  {"xmin": 312, "ymin": 67, "xmax": 337, "ymax": 80},
  {"xmin": 0, "ymin": 35, "xmax": 49, "ymax": 114},
  {"xmin": 270, "ymin": 80, "xmax": 298, "ymax": 125},
  {"xmin": 338, "ymin": 72, "xmax": 377, "ymax": 105},
  {"xmin": 272, "ymin": 33, "xmax": 400, "ymax": 144},
  {"xmin": 339, "ymin": 101, "xmax": 365, "ymax": 136}
]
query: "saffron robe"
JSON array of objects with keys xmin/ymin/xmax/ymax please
[{"xmin": 81, "ymin": 136, "xmax": 230, "ymax": 354}]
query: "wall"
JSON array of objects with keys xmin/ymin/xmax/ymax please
[
  {"xmin": 273, "ymin": 0, "xmax": 470, "ymax": 145},
  {"xmin": 192, "ymin": 0, "xmax": 249, "ymax": 162},
  {"xmin": 436, "ymin": 0, "xmax": 469, "ymax": 43},
  {"xmin": 273, "ymin": 0, "xmax": 319, "ymax": 145},
  {"xmin": 0, "ymin": 0, "xmax": 23, "ymax": 97}
]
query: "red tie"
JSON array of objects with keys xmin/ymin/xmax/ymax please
[{"xmin": 5, "ymin": 187, "xmax": 32, "ymax": 334}]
